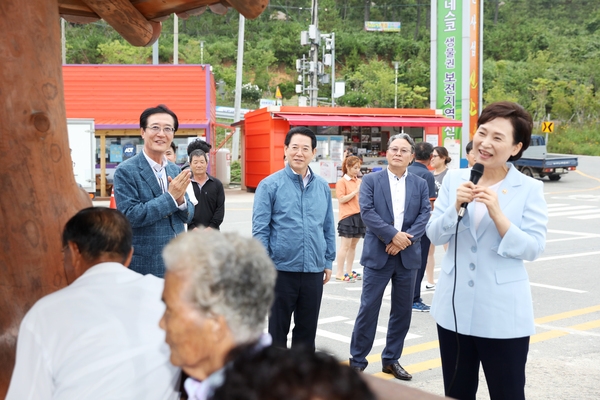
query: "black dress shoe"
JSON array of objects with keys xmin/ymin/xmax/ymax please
[
  {"xmin": 382, "ymin": 362, "xmax": 412, "ymax": 381},
  {"xmin": 351, "ymin": 366, "xmax": 365, "ymax": 373}
]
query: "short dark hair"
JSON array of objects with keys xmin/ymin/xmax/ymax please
[
  {"xmin": 284, "ymin": 126, "xmax": 317, "ymax": 149},
  {"xmin": 169, "ymin": 142, "xmax": 177, "ymax": 152},
  {"xmin": 62, "ymin": 208, "xmax": 132, "ymax": 263},
  {"xmin": 187, "ymin": 139, "xmax": 212, "ymax": 157},
  {"xmin": 477, "ymin": 101, "xmax": 533, "ymax": 161},
  {"xmin": 189, "ymin": 149, "xmax": 207, "ymax": 162},
  {"xmin": 466, "ymin": 140, "xmax": 473, "ymax": 154},
  {"xmin": 213, "ymin": 345, "xmax": 376, "ymax": 400},
  {"xmin": 139, "ymin": 104, "xmax": 179, "ymax": 132},
  {"xmin": 433, "ymin": 146, "xmax": 452, "ymax": 165},
  {"xmin": 414, "ymin": 141, "xmax": 434, "ymax": 161}
]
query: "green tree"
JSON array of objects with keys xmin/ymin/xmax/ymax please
[{"xmin": 98, "ymin": 40, "xmax": 151, "ymax": 64}]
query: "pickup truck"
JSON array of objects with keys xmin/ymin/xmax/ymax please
[{"xmin": 513, "ymin": 135, "xmax": 578, "ymax": 181}]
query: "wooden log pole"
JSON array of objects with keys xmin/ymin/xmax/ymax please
[{"xmin": 0, "ymin": 0, "xmax": 92, "ymax": 395}]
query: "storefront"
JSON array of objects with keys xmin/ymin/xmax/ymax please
[
  {"xmin": 63, "ymin": 64, "xmax": 217, "ymax": 197},
  {"xmin": 239, "ymin": 106, "xmax": 462, "ymax": 190}
]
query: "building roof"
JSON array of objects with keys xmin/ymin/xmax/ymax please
[{"xmin": 63, "ymin": 65, "xmax": 214, "ymax": 130}]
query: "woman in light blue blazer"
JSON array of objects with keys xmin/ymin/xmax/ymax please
[{"xmin": 427, "ymin": 102, "xmax": 548, "ymax": 400}]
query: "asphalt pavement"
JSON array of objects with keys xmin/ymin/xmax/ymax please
[{"xmin": 95, "ymin": 155, "xmax": 600, "ymax": 399}]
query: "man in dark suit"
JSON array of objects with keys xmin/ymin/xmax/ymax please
[
  {"xmin": 114, "ymin": 104, "xmax": 194, "ymax": 277},
  {"xmin": 349, "ymin": 133, "xmax": 430, "ymax": 381},
  {"xmin": 407, "ymin": 141, "xmax": 437, "ymax": 312}
]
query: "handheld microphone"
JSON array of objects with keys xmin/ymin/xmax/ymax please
[{"xmin": 457, "ymin": 163, "xmax": 484, "ymax": 221}]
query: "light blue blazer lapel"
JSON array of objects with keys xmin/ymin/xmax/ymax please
[
  {"xmin": 137, "ymin": 154, "xmax": 163, "ymax": 197},
  {"xmin": 476, "ymin": 164, "xmax": 522, "ymax": 239},
  {"xmin": 379, "ymin": 170, "xmax": 394, "ymax": 219}
]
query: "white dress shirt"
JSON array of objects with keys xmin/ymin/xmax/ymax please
[
  {"xmin": 6, "ymin": 263, "xmax": 180, "ymax": 400},
  {"xmin": 143, "ymin": 150, "xmax": 187, "ymax": 210},
  {"xmin": 387, "ymin": 167, "xmax": 407, "ymax": 231}
]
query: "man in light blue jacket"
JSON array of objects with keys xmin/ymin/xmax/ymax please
[{"xmin": 252, "ymin": 127, "xmax": 336, "ymax": 350}]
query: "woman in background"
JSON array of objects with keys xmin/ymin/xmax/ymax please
[
  {"xmin": 427, "ymin": 102, "xmax": 547, "ymax": 400},
  {"xmin": 431, "ymin": 146, "xmax": 451, "ymax": 197},
  {"xmin": 426, "ymin": 146, "xmax": 452, "ymax": 289},
  {"xmin": 335, "ymin": 156, "xmax": 365, "ymax": 282}
]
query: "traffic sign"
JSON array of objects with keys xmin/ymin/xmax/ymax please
[
  {"xmin": 275, "ymin": 86, "xmax": 282, "ymax": 99},
  {"xmin": 542, "ymin": 121, "xmax": 554, "ymax": 133}
]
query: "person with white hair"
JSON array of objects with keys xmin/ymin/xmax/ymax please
[{"xmin": 159, "ymin": 229, "xmax": 277, "ymax": 400}]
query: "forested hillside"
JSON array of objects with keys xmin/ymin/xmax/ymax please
[{"xmin": 64, "ymin": 0, "xmax": 600, "ymax": 154}]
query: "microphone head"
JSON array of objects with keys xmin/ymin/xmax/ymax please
[{"xmin": 470, "ymin": 163, "xmax": 484, "ymax": 185}]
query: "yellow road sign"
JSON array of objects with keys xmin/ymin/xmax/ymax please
[
  {"xmin": 275, "ymin": 86, "xmax": 282, "ymax": 99},
  {"xmin": 542, "ymin": 121, "xmax": 554, "ymax": 133}
]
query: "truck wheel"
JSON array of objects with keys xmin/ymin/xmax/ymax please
[
  {"xmin": 548, "ymin": 174, "xmax": 561, "ymax": 181},
  {"xmin": 521, "ymin": 167, "xmax": 534, "ymax": 177}
]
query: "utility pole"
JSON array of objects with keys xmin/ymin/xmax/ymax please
[
  {"xmin": 61, "ymin": 18, "xmax": 66, "ymax": 64},
  {"xmin": 200, "ymin": 41, "xmax": 205, "ymax": 64},
  {"xmin": 330, "ymin": 32, "xmax": 335, "ymax": 106},
  {"xmin": 232, "ymin": 14, "xmax": 245, "ymax": 162},
  {"xmin": 309, "ymin": 0, "xmax": 319, "ymax": 106},
  {"xmin": 173, "ymin": 14, "xmax": 179, "ymax": 65},
  {"xmin": 393, "ymin": 61, "xmax": 399, "ymax": 109}
]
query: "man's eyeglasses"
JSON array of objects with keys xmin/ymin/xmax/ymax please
[
  {"xmin": 146, "ymin": 125, "xmax": 174, "ymax": 134},
  {"xmin": 288, "ymin": 145, "xmax": 313, "ymax": 154},
  {"xmin": 388, "ymin": 147, "xmax": 412, "ymax": 156}
]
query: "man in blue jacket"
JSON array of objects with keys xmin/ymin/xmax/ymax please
[{"xmin": 252, "ymin": 126, "xmax": 336, "ymax": 350}]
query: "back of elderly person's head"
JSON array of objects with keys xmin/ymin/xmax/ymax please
[
  {"xmin": 211, "ymin": 345, "xmax": 376, "ymax": 400},
  {"xmin": 62, "ymin": 207, "xmax": 132, "ymax": 263},
  {"xmin": 162, "ymin": 230, "xmax": 276, "ymax": 343}
]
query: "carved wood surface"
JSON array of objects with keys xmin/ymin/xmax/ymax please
[{"xmin": 0, "ymin": 0, "xmax": 92, "ymax": 396}]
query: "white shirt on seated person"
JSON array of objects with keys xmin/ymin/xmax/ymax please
[{"xmin": 6, "ymin": 262, "xmax": 180, "ymax": 400}]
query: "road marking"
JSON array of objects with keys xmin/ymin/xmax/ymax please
[
  {"xmin": 316, "ymin": 329, "xmax": 352, "ymax": 343},
  {"xmin": 570, "ymin": 214, "xmax": 600, "ymax": 219},
  {"xmin": 546, "ymin": 203, "xmax": 569, "ymax": 208},
  {"xmin": 548, "ymin": 205, "xmax": 597, "ymax": 212},
  {"xmin": 534, "ymin": 304, "xmax": 600, "ymax": 324},
  {"xmin": 529, "ymin": 282, "xmax": 587, "ymax": 293},
  {"xmin": 318, "ymin": 316, "xmax": 349, "ymax": 324},
  {"xmin": 528, "ymin": 251, "xmax": 600, "ymax": 263},
  {"xmin": 548, "ymin": 209, "xmax": 600, "ymax": 217},
  {"xmin": 350, "ymin": 304, "xmax": 600, "ymax": 378},
  {"xmin": 547, "ymin": 229, "xmax": 600, "ymax": 236},
  {"xmin": 536, "ymin": 322, "xmax": 600, "ymax": 337}
]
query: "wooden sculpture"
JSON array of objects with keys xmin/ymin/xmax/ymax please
[{"xmin": 0, "ymin": 0, "xmax": 268, "ymax": 395}]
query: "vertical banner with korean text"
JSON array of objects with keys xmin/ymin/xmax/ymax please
[
  {"xmin": 469, "ymin": 0, "xmax": 481, "ymax": 140},
  {"xmin": 436, "ymin": 0, "xmax": 462, "ymax": 164}
]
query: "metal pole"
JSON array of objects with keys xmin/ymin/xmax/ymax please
[
  {"xmin": 61, "ymin": 18, "xmax": 66, "ymax": 64},
  {"xmin": 200, "ymin": 41, "xmax": 204, "ymax": 64},
  {"xmin": 232, "ymin": 14, "xmax": 245, "ymax": 162},
  {"xmin": 331, "ymin": 32, "xmax": 335, "ymax": 107},
  {"xmin": 310, "ymin": 0, "xmax": 319, "ymax": 107},
  {"xmin": 152, "ymin": 40, "xmax": 159, "ymax": 64},
  {"xmin": 393, "ymin": 61, "xmax": 399, "ymax": 109},
  {"xmin": 173, "ymin": 15, "xmax": 179, "ymax": 65}
]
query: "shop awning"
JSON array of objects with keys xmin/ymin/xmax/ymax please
[{"xmin": 273, "ymin": 113, "xmax": 462, "ymax": 127}]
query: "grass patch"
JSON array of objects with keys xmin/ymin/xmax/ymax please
[{"xmin": 547, "ymin": 124, "xmax": 600, "ymax": 156}]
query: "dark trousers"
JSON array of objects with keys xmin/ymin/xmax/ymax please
[
  {"xmin": 268, "ymin": 271, "xmax": 323, "ymax": 350},
  {"xmin": 349, "ymin": 255, "xmax": 416, "ymax": 368},
  {"xmin": 437, "ymin": 324, "xmax": 530, "ymax": 400},
  {"xmin": 413, "ymin": 234, "xmax": 431, "ymax": 302}
]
